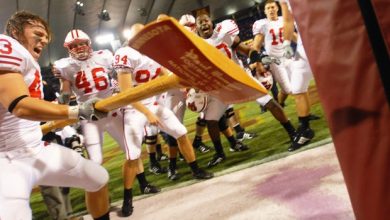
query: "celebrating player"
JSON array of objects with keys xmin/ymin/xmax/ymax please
[
  {"xmin": 54, "ymin": 28, "xmax": 161, "ymax": 216},
  {"xmin": 252, "ymin": 0, "xmax": 315, "ymax": 151},
  {"xmin": 113, "ymin": 23, "xmax": 213, "ymax": 216},
  {"xmin": 0, "ymin": 11, "xmax": 110, "ymax": 220}
]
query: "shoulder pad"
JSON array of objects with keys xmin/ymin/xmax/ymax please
[{"xmin": 252, "ymin": 19, "xmax": 268, "ymax": 35}]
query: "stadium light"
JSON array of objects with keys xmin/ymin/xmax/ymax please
[
  {"xmin": 226, "ymin": 7, "xmax": 237, "ymax": 15},
  {"xmin": 74, "ymin": 1, "xmax": 85, "ymax": 16},
  {"xmin": 98, "ymin": 9, "xmax": 111, "ymax": 21},
  {"xmin": 95, "ymin": 33, "xmax": 115, "ymax": 45},
  {"xmin": 123, "ymin": 29, "xmax": 132, "ymax": 39}
]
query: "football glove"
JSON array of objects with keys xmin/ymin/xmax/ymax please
[
  {"xmin": 78, "ymin": 98, "xmax": 107, "ymax": 121},
  {"xmin": 57, "ymin": 92, "xmax": 71, "ymax": 105},
  {"xmin": 249, "ymin": 50, "xmax": 280, "ymax": 65}
]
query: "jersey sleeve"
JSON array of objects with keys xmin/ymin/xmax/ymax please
[
  {"xmin": 215, "ymin": 19, "xmax": 240, "ymax": 47},
  {"xmin": 0, "ymin": 36, "xmax": 28, "ymax": 74},
  {"xmin": 252, "ymin": 19, "xmax": 267, "ymax": 36},
  {"xmin": 216, "ymin": 19, "xmax": 240, "ymax": 36},
  {"xmin": 113, "ymin": 47, "xmax": 141, "ymax": 74},
  {"xmin": 96, "ymin": 49, "xmax": 114, "ymax": 73},
  {"xmin": 53, "ymin": 58, "xmax": 73, "ymax": 81}
]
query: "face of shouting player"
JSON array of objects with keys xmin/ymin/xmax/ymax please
[
  {"xmin": 17, "ymin": 20, "xmax": 49, "ymax": 61},
  {"xmin": 196, "ymin": 14, "xmax": 213, "ymax": 39}
]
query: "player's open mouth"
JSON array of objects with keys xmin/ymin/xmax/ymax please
[
  {"xmin": 34, "ymin": 47, "xmax": 42, "ymax": 55},
  {"xmin": 201, "ymin": 27, "xmax": 210, "ymax": 33}
]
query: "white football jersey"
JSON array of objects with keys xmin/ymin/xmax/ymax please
[
  {"xmin": 0, "ymin": 34, "xmax": 43, "ymax": 152},
  {"xmin": 113, "ymin": 46, "xmax": 162, "ymax": 105},
  {"xmin": 54, "ymin": 50, "xmax": 114, "ymax": 103},
  {"xmin": 205, "ymin": 19, "xmax": 239, "ymax": 60},
  {"xmin": 252, "ymin": 17, "xmax": 285, "ymax": 57}
]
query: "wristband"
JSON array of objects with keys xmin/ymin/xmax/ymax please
[
  {"xmin": 68, "ymin": 106, "xmax": 79, "ymax": 119},
  {"xmin": 248, "ymin": 50, "xmax": 260, "ymax": 64}
]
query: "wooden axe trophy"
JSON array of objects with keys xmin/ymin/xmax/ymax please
[{"xmin": 41, "ymin": 17, "xmax": 268, "ymax": 134}]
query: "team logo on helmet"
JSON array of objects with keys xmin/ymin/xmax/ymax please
[
  {"xmin": 186, "ymin": 88, "xmax": 208, "ymax": 112},
  {"xmin": 64, "ymin": 29, "xmax": 92, "ymax": 60}
]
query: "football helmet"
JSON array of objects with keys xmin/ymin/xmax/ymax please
[
  {"xmin": 64, "ymin": 29, "xmax": 92, "ymax": 60},
  {"xmin": 179, "ymin": 14, "xmax": 196, "ymax": 32},
  {"xmin": 186, "ymin": 88, "xmax": 208, "ymax": 113},
  {"xmin": 256, "ymin": 71, "xmax": 273, "ymax": 91}
]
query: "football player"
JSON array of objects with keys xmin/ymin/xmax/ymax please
[
  {"xmin": 195, "ymin": 14, "xmax": 258, "ymax": 167},
  {"xmin": 252, "ymin": 0, "xmax": 315, "ymax": 151},
  {"xmin": 0, "ymin": 11, "xmax": 110, "ymax": 220},
  {"xmin": 54, "ymin": 29, "xmax": 161, "ymax": 216},
  {"xmin": 114, "ymin": 23, "xmax": 213, "ymax": 216},
  {"xmin": 179, "ymin": 14, "xmax": 212, "ymax": 154},
  {"xmin": 112, "ymin": 72, "xmax": 168, "ymax": 176}
]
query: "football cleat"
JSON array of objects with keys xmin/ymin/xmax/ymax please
[
  {"xmin": 167, "ymin": 168, "xmax": 181, "ymax": 181},
  {"xmin": 149, "ymin": 162, "xmax": 167, "ymax": 175},
  {"xmin": 289, "ymin": 131, "xmax": 297, "ymax": 142},
  {"xmin": 192, "ymin": 168, "xmax": 214, "ymax": 179},
  {"xmin": 141, "ymin": 184, "xmax": 161, "ymax": 194},
  {"xmin": 236, "ymin": 132, "xmax": 257, "ymax": 142},
  {"xmin": 229, "ymin": 141, "xmax": 249, "ymax": 152},
  {"xmin": 207, "ymin": 154, "xmax": 226, "ymax": 168},
  {"xmin": 121, "ymin": 200, "xmax": 134, "ymax": 217},
  {"xmin": 288, "ymin": 127, "xmax": 315, "ymax": 152},
  {"xmin": 72, "ymin": 145, "xmax": 85, "ymax": 157},
  {"xmin": 193, "ymin": 142, "xmax": 211, "ymax": 153}
]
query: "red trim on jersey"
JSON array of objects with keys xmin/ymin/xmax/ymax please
[
  {"xmin": 0, "ymin": 60, "xmax": 20, "ymax": 66},
  {"xmin": 227, "ymin": 27, "xmax": 239, "ymax": 35},
  {"xmin": 0, "ymin": 55, "xmax": 23, "ymax": 61},
  {"xmin": 216, "ymin": 25, "xmax": 222, "ymax": 33}
]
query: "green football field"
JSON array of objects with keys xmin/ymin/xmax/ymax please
[{"xmin": 30, "ymin": 84, "xmax": 331, "ymax": 219}]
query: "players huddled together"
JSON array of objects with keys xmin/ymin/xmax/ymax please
[{"xmin": 0, "ymin": 0, "xmax": 317, "ymax": 219}]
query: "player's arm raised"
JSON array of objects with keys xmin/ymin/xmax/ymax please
[
  {"xmin": 280, "ymin": 0, "xmax": 294, "ymax": 42},
  {"xmin": 279, "ymin": 0, "xmax": 295, "ymax": 58}
]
